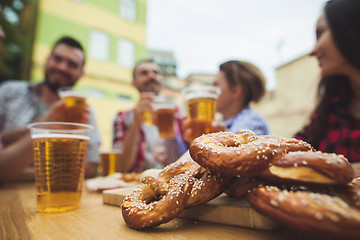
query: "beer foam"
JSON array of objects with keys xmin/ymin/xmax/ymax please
[
  {"xmin": 32, "ymin": 133, "xmax": 90, "ymax": 140},
  {"xmin": 153, "ymin": 103, "xmax": 175, "ymax": 110},
  {"xmin": 184, "ymin": 92, "xmax": 218, "ymax": 101},
  {"xmin": 59, "ymin": 91, "xmax": 86, "ymax": 98}
]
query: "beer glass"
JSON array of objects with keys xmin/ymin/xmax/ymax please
[
  {"xmin": 99, "ymin": 149, "xmax": 122, "ymax": 176},
  {"xmin": 181, "ymin": 85, "xmax": 221, "ymax": 141},
  {"xmin": 28, "ymin": 122, "xmax": 93, "ymax": 213},
  {"xmin": 58, "ymin": 87, "xmax": 88, "ymax": 123},
  {"xmin": 153, "ymin": 97, "xmax": 176, "ymax": 139},
  {"xmin": 143, "ymin": 111, "xmax": 153, "ymax": 125}
]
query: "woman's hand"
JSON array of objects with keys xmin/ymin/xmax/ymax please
[{"xmin": 182, "ymin": 117, "xmax": 227, "ymax": 143}]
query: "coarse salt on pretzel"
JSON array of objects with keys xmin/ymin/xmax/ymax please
[
  {"xmin": 260, "ymin": 151, "xmax": 354, "ymax": 186},
  {"xmin": 186, "ymin": 167, "xmax": 234, "ymax": 208},
  {"xmin": 121, "ymin": 154, "xmax": 234, "ymax": 229},
  {"xmin": 122, "ymin": 173, "xmax": 195, "ymax": 229},
  {"xmin": 189, "ymin": 130, "xmax": 313, "ymax": 177},
  {"xmin": 156, "ymin": 156, "xmax": 234, "ymax": 208},
  {"xmin": 247, "ymin": 186, "xmax": 360, "ymax": 240},
  {"xmin": 260, "ymin": 135, "xmax": 315, "ymax": 153}
]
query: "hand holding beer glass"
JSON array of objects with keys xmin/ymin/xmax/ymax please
[
  {"xmin": 181, "ymin": 85, "xmax": 221, "ymax": 142},
  {"xmin": 140, "ymin": 92, "xmax": 155, "ymax": 125},
  {"xmin": 28, "ymin": 122, "xmax": 93, "ymax": 213},
  {"xmin": 153, "ymin": 96, "xmax": 176, "ymax": 139},
  {"xmin": 139, "ymin": 93, "xmax": 176, "ymax": 140},
  {"xmin": 58, "ymin": 87, "xmax": 88, "ymax": 124}
]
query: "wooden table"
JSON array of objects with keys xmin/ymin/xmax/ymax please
[{"xmin": 0, "ymin": 182, "xmax": 310, "ymax": 240}]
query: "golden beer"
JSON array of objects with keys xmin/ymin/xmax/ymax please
[
  {"xmin": 143, "ymin": 111, "xmax": 153, "ymax": 125},
  {"xmin": 99, "ymin": 150, "xmax": 122, "ymax": 176},
  {"xmin": 182, "ymin": 86, "xmax": 221, "ymax": 141},
  {"xmin": 188, "ymin": 118, "xmax": 213, "ymax": 141},
  {"xmin": 185, "ymin": 96, "xmax": 217, "ymax": 140},
  {"xmin": 155, "ymin": 108, "xmax": 175, "ymax": 139},
  {"xmin": 59, "ymin": 90, "xmax": 88, "ymax": 123},
  {"xmin": 186, "ymin": 97, "xmax": 217, "ymax": 121},
  {"xmin": 32, "ymin": 134, "xmax": 89, "ymax": 213},
  {"xmin": 62, "ymin": 95, "xmax": 87, "ymax": 108}
]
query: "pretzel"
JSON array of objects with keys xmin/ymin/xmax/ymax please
[
  {"xmin": 225, "ymin": 177, "xmax": 265, "ymax": 198},
  {"xmin": 260, "ymin": 151, "xmax": 354, "ymax": 186},
  {"xmin": 339, "ymin": 178, "xmax": 360, "ymax": 210},
  {"xmin": 186, "ymin": 166, "xmax": 234, "ymax": 208},
  {"xmin": 122, "ymin": 174, "xmax": 194, "ymax": 229},
  {"xmin": 189, "ymin": 130, "xmax": 313, "ymax": 177},
  {"xmin": 247, "ymin": 186, "xmax": 360, "ymax": 240},
  {"xmin": 353, "ymin": 177, "xmax": 360, "ymax": 187},
  {"xmin": 121, "ymin": 156, "xmax": 233, "ymax": 229},
  {"xmin": 158, "ymin": 158, "xmax": 234, "ymax": 208}
]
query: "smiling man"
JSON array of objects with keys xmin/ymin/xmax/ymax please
[
  {"xmin": 0, "ymin": 36, "xmax": 101, "ymax": 178},
  {"xmin": 113, "ymin": 59, "xmax": 187, "ymax": 173}
]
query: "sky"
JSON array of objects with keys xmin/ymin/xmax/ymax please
[{"xmin": 146, "ymin": 0, "xmax": 327, "ymax": 90}]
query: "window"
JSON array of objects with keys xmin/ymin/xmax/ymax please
[
  {"xmin": 89, "ymin": 30, "xmax": 110, "ymax": 62},
  {"xmin": 117, "ymin": 94, "xmax": 132, "ymax": 101},
  {"xmin": 119, "ymin": 0, "xmax": 137, "ymax": 22},
  {"xmin": 117, "ymin": 38, "xmax": 135, "ymax": 69}
]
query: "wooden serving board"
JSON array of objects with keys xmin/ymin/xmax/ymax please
[{"xmin": 102, "ymin": 187, "xmax": 280, "ymax": 230}]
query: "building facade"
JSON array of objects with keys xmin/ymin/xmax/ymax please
[{"xmin": 252, "ymin": 54, "xmax": 320, "ymax": 137}]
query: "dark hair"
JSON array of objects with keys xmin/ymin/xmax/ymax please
[
  {"xmin": 219, "ymin": 60, "xmax": 266, "ymax": 107},
  {"xmin": 52, "ymin": 36, "xmax": 86, "ymax": 65},
  {"xmin": 325, "ymin": 0, "xmax": 360, "ymax": 70},
  {"xmin": 132, "ymin": 59, "xmax": 156, "ymax": 79},
  {"xmin": 303, "ymin": 0, "xmax": 360, "ymax": 148}
]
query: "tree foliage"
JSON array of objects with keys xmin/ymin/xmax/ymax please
[{"xmin": 0, "ymin": 0, "xmax": 31, "ymax": 82}]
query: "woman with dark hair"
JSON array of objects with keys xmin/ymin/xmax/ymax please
[
  {"xmin": 214, "ymin": 60, "xmax": 269, "ymax": 135},
  {"xmin": 294, "ymin": 0, "xmax": 360, "ymax": 174}
]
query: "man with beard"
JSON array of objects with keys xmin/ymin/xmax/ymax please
[
  {"xmin": 0, "ymin": 36, "xmax": 101, "ymax": 178},
  {"xmin": 113, "ymin": 59, "xmax": 187, "ymax": 172}
]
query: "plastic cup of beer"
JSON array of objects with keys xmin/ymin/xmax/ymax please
[
  {"xmin": 58, "ymin": 87, "xmax": 87, "ymax": 123},
  {"xmin": 181, "ymin": 85, "xmax": 221, "ymax": 141},
  {"xmin": 153, "ymin": 97, "xmax": 176, "ymax": 139},
  {"xmin": 28, "ymin": 122, "xmax": 93, "ymax": 213},
  {"xmin": 99, "ymin": 149, "xmax": 122, "ymax": 176}
]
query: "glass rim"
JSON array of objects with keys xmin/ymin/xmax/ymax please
[
  {"xmin": 100, "ymin": 148, "xmax": 122, "ymax": 153},
  {"xmin": 181, "ymin": 85, "xmax": 221, "ymax": 95},
  {"xmin": 27, "ymin": 122, "xmax": 94, "ymax": 130},
  {"xmin": 57, "ymin": 86, "xmax": 87, "ymax": 98}
]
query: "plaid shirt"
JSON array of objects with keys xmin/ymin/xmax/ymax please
[
  {"xmin": 295, "ymin": 107, "xmax": 360, "ymax": 163},
  {"xmin": 223, "ymin": 107, "xmax": 269, "ymax": 135},
  {"xmin": 113, "ymin": 107, "xmax": 187, "ymax": 172},
  {"xmin": 0, "ymin": 80, "xmax": 101, "ymax": 164}
]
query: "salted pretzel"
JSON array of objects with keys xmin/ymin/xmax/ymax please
[
  {"xmin": 122, "ymin": 155, "xmax": 234, "ymax": 229},
  {"xmin": 122, "ymin": 174, "xmax": 194, "ymax": 229},
  {"xmin": 247, "ymin": 186, "xmax": 360, "ymax": 240},
  {"xmin": 156, "ymin": 157, "xmax": 234, "ymax": 207},
  {"xmin": 189, "ymin": 130, "xmax": 313, "ymax": 177},
  {"xmin": 260, "ymin": 151, "xmax": 354, "ymax": 186},
  {"xmin": 225, "ymin": 177, "xmax": 265, "ymax": 198},
  {"xmin": 339, "ymin": 178, "xmax": 360, "ymax": 210}
]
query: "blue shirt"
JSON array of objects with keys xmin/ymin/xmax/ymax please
[{"xmin": 223, "ymin": 107, "xmax": 269, "ymax": 135}]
